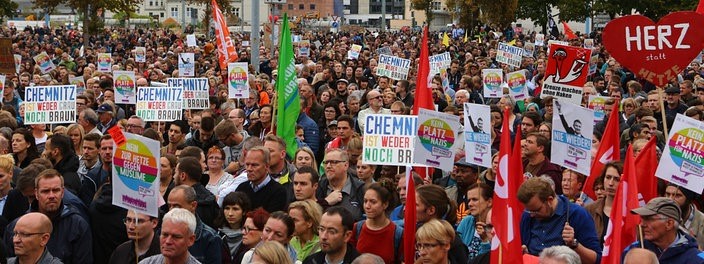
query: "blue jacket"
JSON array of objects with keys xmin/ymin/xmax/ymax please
[
  {"xmin": 189, "ymin": 216, "xmax": 225, "ymax": 264},
  {"xmin": 298, "ymin": 112, "xmax": 320, "ymax": 153},
  {"xmin": 622, "ymin": 230, "xmax": 704, "ymax": 264}
]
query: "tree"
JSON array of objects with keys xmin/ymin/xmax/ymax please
[
  {"xmin": 0, "ymin": 0, "xmax": 18, "ymax": 23},
  {"xmin": 411, "ymin": 0, "xmax": 434, "ymax": 26},
  {"xmin": 186, "ymin": 0, "xmax": 231, "ymax": 32},
  {"xmin": 475, "ymin": 0, "xmax": 518, "ymax": 28}
]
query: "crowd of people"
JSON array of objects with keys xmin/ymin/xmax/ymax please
[{"xmin": 0, "ymin": 19, "xmax": 703, "ymax": 264}]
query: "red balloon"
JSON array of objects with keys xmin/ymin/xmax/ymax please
[{"xmin": 602, "ymin": 11, "xmax": 704, "ymax": 87}]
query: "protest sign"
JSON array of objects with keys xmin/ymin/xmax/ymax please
[
  {"xmin": 376, "ymin": 54, "xmax": 411, "ymax": 80},
  {"xmin": 602, "ymin": 11, "xmax": 704, "ymax": 87},
  {"xmin": 97, "ymin": 53, "xmax": 112, "ymax": 72},
  {"xmin": 482, "ymin": 69, "xmax": 503, "ymax": 98},
  {"xmin": 429, "ymin": 52, "xmax": 451, "ymax": 76},
  {"xmin": 186, "ymin": 34, "xmax": 197, "ymax": 47},
  {"xmin": 24, "ymin": 85, "xmax": 76, "ymax": 124},
  {"xmin": 588, "ymin": 50, "xmax": 599, "ymax": 75},
  {"xmin": 227, "ymin": 62, "xmax": 249, "ymax": 99},
  {"xmin": 655, "ymin": 114, "xmax": 704, "ymax": 194},
  {"xmin": 362, "ymin": 114, "xmax": 418, "ymax": 166},
  {"xmin": 178, "ymin": 53, "xmax": 195, "ymax": 77},
  {"xmin": 507, "ymin": 70, "xmax": 528, "ymax": 100},
  {"xmin": 313, "ymin": 40, "xmax": 321, "ymax": 49},
  {"xmin": 0, "ymin": 75, "xmax": 4, "ymax": 95},
  {"xmin": 298, "ymin": 40, "xmax": 311, "ymax": 57},
  {"xmin": 136, "ymin": 87, "xmax": 184, "ymax": 122},
  {"xmin": 243, "ymin": 41, "xmax": 250, "ymax": 47},
  {"xmin": 348, "ymin": 44, "xmax": 362, "ymax": 59},
  {"xmin": 112, "ymin": 132, "xmax": 161, "ymax": 217},
  {"xmin": 551, "ymin": 99, "xmax": 594, "ymax": 175},
  {"xmin": 535, "ymin": 34, "xmax": 545, "ymax": 46},
  {"xmin": 497, "ymin": 42, "xmax": 523, "ymax": 67},
  {"xmin": 135, "ymin": 47, "xmax": 146, "ymax": 63},
  {"xmin": 541, "ymin": 43, "xmax": 590, "ymax": 105},
  {"xmin": 524, "ymin": 43, "xmax": 535, "ymax": 57},
  {"xmin": 587, "ymin": 95, "xmax": 609, "ymax": 123},
  {"xmin": 584, "ymin": 39, "xmax": 594, "ymax": 49},
  {"xmin": 0, "ymin": 38, "xmax": 13, "ymax": 74},
  {"xmin": 113, "ymin": 70, "xmax": 137, "ymax": 104},
  {"xmin": 14, "ymin": 54, "xmax": 21, "ymax": 73},
  {"xmin": 33, "ymin": 52, "xmax": 56, "ymax": 74},
  {"xmin": 168, "ymin": 78, "xmax": 209, "ymax": 109},
  {"xmin": 463, "ymin": 103, "xmax": 492, "ymax": 168},
  {"xmin": 413, "ymin": 108, "xmax": 461, "ymax": 171},
  {"xmin": 69, "ymin": 76, "xmax": 86, "ymax": 95},
  {"xmin": 376, "ymin": 46, "xmax": 392, "ymax": 55}
]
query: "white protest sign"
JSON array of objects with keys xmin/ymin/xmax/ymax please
[
  {"xmin": 348, "ymin": 44, "xmax": 362, "ymax": 59},
  {"xmin": 507, "ymin": 70, "xmax": 528, "ymax": 101},
  {"xmin": 33, "ymin": 52, "xmax": 55, "ymax": 74},
  {"xmin": 551, "ymin": 99, "xmax": 594, "ymax": 175},
  {"xmin": 376, "ymin": 46, "xmax": 392, "ymax": 55},
  {"xmin": 186, "ymin": 34, "xmax": 197, "ymax": 47},
  {"xmin": 362, "ymin": 114, "xmax": 418, "ymax": 166},
  {"xmin": 136, "ymin": 87, "xmax": 184, "ymax": 122},
  {"xmin": 535, "ymin": 34, "xmax": 545, "ymax": 46},
  {"xmin": 97, "ymin": 53, "xmax": 112, "ymax": 72},
  {"xmin": 413, "ymin": 108, "xmax": 461, "ymax": 171},
  {"xmin": 376, "ymin": 54, "xmax": 411, "ymax": 81},
  {"xmin": 429, "ymin": 52, "xmax": 451, "ymax": 76},
  {"xmin": 298, "ymin": 40, "xmax": 311, "ymax": 57},
  {"xmin": 69, "ymin": 76, "xmax": 85, "ymax": 95},
  {"xmin": 496, "ymin": 42, "xmax": 523, "ymax": 68},
  {"xmin": 463, "ymin": 103, "xmax": 492, "ymax": 168},
  {"xmin": 135, "ymin": 47, "xmax": 146, "ymax": 63},
  {"xmin": 482, "ymin": 69, "xmax": 503, "ymax": 98},
  {"xmin": 655, "ymin": 114, "xmax": 704, "ymax": 194},
  {"xmin": 112, "ymin": 132, "xmax": 161, "ymax": 217},
  {"xmin": 227, "ymin": 62, "xmax": 249, "ymax": 99},
  {"xmin": 587, "ymin": 95, "xmax": 609, "ymax": 123},
  {"xmin": 178, "ymin": 53, "xmax": 195, "ymax": 77},
  {"xmin": 113, "ymin": 70, "xmax": 137, "ymax": 104},
  {"xmin": 24, "ymin": 85, "xmax": 76, "ymax": 124},
  {"xmin": 168, "ymin": 78, "xmax": 210, "ymax": 109},
  {"xmin": 524, "ymin": 43, "xmax": 535, "ymax": 57}
]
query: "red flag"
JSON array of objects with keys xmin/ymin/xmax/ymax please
[
  {"xmin": 697, "ymin": 0, "xmax": 704, "ymax": 14},
  {"xmin": 491, "ymin": 108, "xmax": 523, "ymax": 264},
  {"xmin": 403, "ymin": 167, "xmax": 416, "ymax": 264},
  {"xmin": 562, "ymin": 22, "xmax": 577, "ymax": 40},
  {"xmin": 635, "ymin": 136, "xmax": 658, "ymax": 203},
  {"xmin": 584, "ymin": 103, "xmax": 620, "ymax": 199},
  {"xmin": 212, "ymin": 0, "xmax": 239, "ymax": 71},
  {"xmin": 602, "ymin": 146, "xmax": 642, "ymax": 264},
  {"xmin": 412, "ymin": 26, "xmax": 434, "ymax": 114}
]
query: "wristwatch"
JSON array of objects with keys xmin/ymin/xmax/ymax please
[{"xmin": 568, "ymin": 238, "xmax": 579, "ymax": 249}]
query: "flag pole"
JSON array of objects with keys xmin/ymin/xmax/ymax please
[
  {"xmin": 270, "ymin": 93, "xmax": 277, "ymax": 134},
  {"xmin": 638, "ymin": 225, "xmax": 645, "ymax": 248},
  {"xmin": 657, "ymin": 86, "xmax": 669, "ymax": 136}
]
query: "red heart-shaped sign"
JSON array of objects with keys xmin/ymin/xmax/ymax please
[{"xmin": 602, "ymin": 11, "xmax": 704, "ymax": 87}]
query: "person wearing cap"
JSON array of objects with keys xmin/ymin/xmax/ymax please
[
  {"xmin": 664, "ymin": 184, "xmax": 704, "ymax": 249},
  {"xmin": 335, "ymin": 79, "xmax": 350, "ymax": 102},
  {"xmin": 623, "ymin": 197, "xmax": 704, "ymax": 263},
  {"xmin": 96, "ymin": 103, "xmax": 116, "ymax": 134},
  {"xmin": 435, "ymin": 160, "xmax": 479, "ymax": 223},
  {"xmin": 664, "ymin": 85, "xmax": 688, "ymax": 129}
]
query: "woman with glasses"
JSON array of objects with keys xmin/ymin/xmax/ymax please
[
  {"xmin": 233, "ymin": 208, "xmax": 270, "ymax": 264},
  {"xmin": 538, "ymin": 122, "xmax": 552, "ymax": 141},
  {"xmin": 215, "ymin": 192, "xmax": 252, "ymax": 263},
  {"xmin": 585, "ymin": 161, "xmax": 623, "ymax": 244},
  {"xmin": 353, "ymin": 181, "xmax": 401, "ymax": 264},
  {"xmin": 416, "ymin": 219, "xmax": 455, "ymax": 264},
  {"xmin": 205, "ymin": 146, "xmax": 234, "ymax": 197}
]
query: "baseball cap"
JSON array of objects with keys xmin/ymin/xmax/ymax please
[
  {"xmin": 96, "ymin": 103, "xmax": 113, "ymax": 113},
  {"xmin": 328, "ymin": 120, "xmax": 338, "ymax": 127},
  {"xmin": 454, "ymin": 160, "xmax": 479, "ymax": 170},
  {"xmin": 665, "ymin": 86, "xmax": 680, "ymax": 94},
  {"xmin": 336, "ymin": 79, "xmax": 349, "ymax": 85},
  {"xmin": 631, "ymin": 197, "xmax": 682, "ymax": 223}
]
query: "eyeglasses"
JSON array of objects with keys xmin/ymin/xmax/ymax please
[
  {"xmin": 322, "ymin": 160, "xmax": 347, "ymax": 166},
  {"xmin": 370, "ymin": 96, "xmax": 382, "ymax": 100},
  {"xmin": 243, "ymin": 226, "xmax": 259, "ymax": 233},
  {"xmin": 524, "ymin": 200, "xmax": 547, "ymax": 215},
  {"xmin": 416, "ymin": 242, "xmax": 443, "ymax": 250},
  {"xmin": 13, "ymin": 232, "xmax": 46, "ymax": 239},
  {"xmin": 123, "ymin": 217, "xmax": 150, "ymax": 225},
  {"xmin": 208, "ymin": 156, "xmax": 223, "ymax": 161}
]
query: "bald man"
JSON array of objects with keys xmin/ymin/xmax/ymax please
[
  {"xmin": 623, "ymin": 248, "xmax": 659, "ymax": 264},
  {"xmin": 9, "ymin": 213, "xmax": 61, "ymax": 264}
]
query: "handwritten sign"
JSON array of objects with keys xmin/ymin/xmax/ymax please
[
  {"xmin": 362, "ymin": 114, "xmax": 418, "ymax": 166},
  {"xmin": 228, "ymin": 62, "xmax": 249, "ymax": 99},
  {"xmin": 112, "ymin": 132, "xmax": 161, "ymax": 217},
  {"xmin": 497, "ymin": 42, "xmax": 523, "ymax": 67},
  {"xmin": 655, "ymin": 114, "xmax": 704, "ymax": 194},
  {"xmin": 136, "ymin": 87, "xmax": 184, "ymax": 122},
  {"xmin": 550, "ymin": 99, "xmax": 594, "ymax": 175},
  {"xmin": 24, "ymin": 85, "xmax": 77, "ymax": 124},
  {"xmin": 377, "ymin": 54, "xmax": 411, "ymax": 81},
  {"xmin": 168, "ymin": 78, "xmax": 209, "ymax": 109}
]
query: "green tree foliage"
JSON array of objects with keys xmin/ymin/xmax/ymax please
[
  {"xmin": 474, "ymin": 0, "xmax": 518, "ymax": 28},
  {"xmin": 0, "ymin": 0, "xmax": 18, "ymax": 23},
  {"xmin": 411, "ymin": 0, "xmax": 434, "ymax": 26}
]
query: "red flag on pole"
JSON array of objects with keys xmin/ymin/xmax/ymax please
[
  {"xmin": 635, "ymin": 136, "xmax": 659, "ymax": 203},
  {"xmin": 601, "ymin": 146, "xmax": 642, "ymax": 264},
  {"xmin": 212, "ymin": 0, "xmax": 238, "ymax": 71},
  {"xmin": 697, "ymin": 0, "xmax": 704, "ymax": 14},
  {"xmin": 403, "ymin": 167, "xmax": 416, "ymax": 264},
  {"xmin": 412, "ymin": 26, "xmax": 434, "ymax": 114},
  {"xmin": 584, "ymin": 103, "xmax": 620, "ymax": 199},
  {"xmin": 562, "ymin": 22, "xmax": 578, "ymax": 40}
]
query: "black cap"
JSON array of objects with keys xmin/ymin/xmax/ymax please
[
  {"xmin": 96, "ymin": 103, "xmax": 113, "ymax": 113},
  {"xmin": 665, "ymin": 86, "xmax": 680, "ymax": 94}
]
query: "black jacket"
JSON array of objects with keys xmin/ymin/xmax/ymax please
[
  {"xmin": 55, "ymin": 153, "xmax": 82, "ymax": 195},
  {"xmin": 193, "ymin": 183, "xmax": 220, "ymax": 229},
  {"xmin": 185, "ymin": 130, "xmax": 225, "ymax": 153},
  {"xmin": 89, "ymin": 182, "xmax": 129, "ymax": 263},
  {"xmin": 315, "ymin": 175, "xmax": 366, "ymax": 221},
  {"xmin": 303, "ymin": 244, "xmax": 360, "ymax": 264}
]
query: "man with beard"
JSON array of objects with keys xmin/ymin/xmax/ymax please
[
  {"xmin": 44, "ymin": 134, "xmax": 81, "ymax": 194},
  {"xmin": 664, "ymin": 184, "xmax": 704, "ymax": 248},
  {"xmin": 303, "ymin": 206, "xmax": 360, "ymax": 264},
  {"xmin": 4, "ymin": 170, "xmax": 93, "ymax": 263}
]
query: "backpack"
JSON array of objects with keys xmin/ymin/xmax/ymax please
[{"xmin": 355, "ymin": 220, "xmax": 404, "ymax": 263}]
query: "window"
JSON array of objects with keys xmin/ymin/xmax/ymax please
[
  {"xmin": 288, "ymin": 4, "xmax": 293, "ymax": 9},
  {"xmin": 160, "ymin": 13, "xmax": 164, "ymax": 18},
  {"xmin": 149, "ymin": 1, "xmax": 153, "ymax": 6},
  {"xmin": 310, "ymin": 4, "xmax": 315, "ymax": 9},
  {"xmin": 299, "ymin": 4, "xmax": 304, "ymax": 9},
  {"xmin": 171, "ymin": 7, "xmax": 178, "ymax": 18},
  {"xmin": 431, "ymin": 1, "xmax": 441, "ymax": 10}
]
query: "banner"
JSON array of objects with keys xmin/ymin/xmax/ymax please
[
  {"xmin": 135, "ymin": 47, "xmax": 146, "ymax": 63},
  {"xmin": 228, "ymin": 62, "xmax": 249, "ymax": 99},
  {"xmin": 69, "ymin": 76, "xmax": 86, "ymax": 95},
  {"xmin": 587, "ymin": 95, "xmax": 609, "ymax": 123},
  {"xmin": 14, "ymin": 54, "xmax": 21, "ymax": 74},
  {"xmin": 212, "ymin": 0, "xmax": 238, "ymax": 71},
  {"xmin": 376, "ymin": 46, "xmax": 392, "ymax": 55},
  {"xmin": 168, "ymin": 78, "xmax": 209, "ymax": 109},
  {"xmin": 376, "ymin": 54, "xmax": 411, "ymax": 80},
  {"xmin": 178, "ymin": 53, "xmax": 195, "ymax": 77},
  {"xmin": 33, "ymin": 52, "xmax": 56, "ymax": 74},
  {"xmin": 497, "ymin": 42, "xmax": 524, "ymax": 67},
  {"xmin": 507, "ymin": 70, "xmax": 528, "ymax": 101},
  {"xmin": 551, "ymin": 99, "xmax": 594, "ymax": 175},
  {"xmin": 463, "ymin": 103, "xmax": 492, "ymax": 168},
  {"xmin": 0, "ymin": 38, "xmax": 12, "ymax": 74},
  {"xmin": 541, "ymin": 43, "xmax": 590, "ymax": 105},
  {"xmin": 186, "ymin": 34, "xmax": 197, "ymax": 47},
  {"xmin": 362, "ymin": 114, "xmax": 419, "ymax": 166},
  {"xmin": 348, "ymin": 44, "xmax": 362, "ymax": 59},
  {"xmin": 113, "ymin": 70, "xmax": 137, "ymax": 104},
  {"xmin": 482, "ymin": 68, "xmax": 503, "ymax": 98},
  {"xmin": 413, "ymin": 108, "xmax": 461, "ymax": 171},
  {"xmin": 429, "ymin": 52, "xmax": 451, "ymax": 76},
  {"xmin": 97, "ymin": 53, "xmax": 112, "ymax": 72},
  {"xmin": 655, "ymin": 114, "xmax": 704, "ymax": 193},
  {"xmin": 24, "ymin": 85, "xmax": 77, "ymax": 124},
  {"xmin": 136, "ymin": 87, "xmax": 184, "ymax": 122},
  {"xmin": 112, "ymin": 132, "xmax": 161, "ymax": 217}
]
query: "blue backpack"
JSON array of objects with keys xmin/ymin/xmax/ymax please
[{"xmin": 355, "ymin": 220, "xmax": 404, "ymax": 263}]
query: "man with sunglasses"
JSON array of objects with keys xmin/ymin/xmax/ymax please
[
  {"xmin": 357, "ymin": 90, "xmax": 390, "ymax": 135},
  {"xmin": 623, "ymin": 197, "xmax": 704, "ymax": 263}
]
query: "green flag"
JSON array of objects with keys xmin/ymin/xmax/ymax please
[{"xmin": 275, "ymin": 13, "xmax": 300, "ymax": 158}]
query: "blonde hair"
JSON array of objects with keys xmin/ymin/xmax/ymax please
[
  {"xmin": 0, "ymin": 154, "xmax": 15, "ymax": 173},
  {"xmin": 66, "ymin": 124, "xmax": 85, "ymax": 150},
  {"xmin": 253, "ymin": 241, "xmax": 292, "ymax": 264},
  {"xmin": 294, "ymin": 147, "xmax": 318, "ymax": 169},
  {"xmin": 416, "ymin": 219, "xmax": 455, "ymax": 245},
  {"xmin": 288, "ymin": 200, "xmax": 323, "ymax": 233}
]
